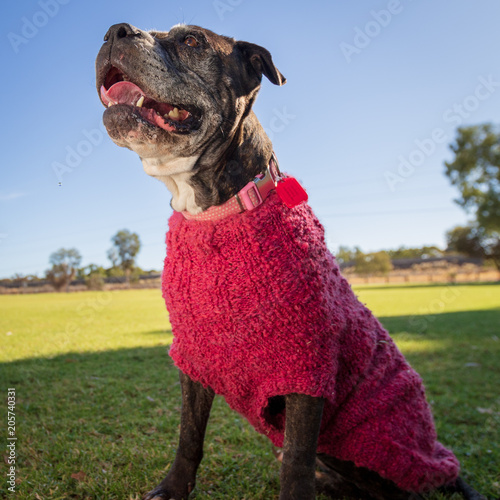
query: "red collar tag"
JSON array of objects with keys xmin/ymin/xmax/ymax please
[{"xmin": 276, "ymin": 177, "xmax": 308, "ymax": 208}]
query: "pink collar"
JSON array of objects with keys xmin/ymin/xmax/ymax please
[{"xmin": 181, "ymin": 158, "xmax": 280, "ymax": 222}]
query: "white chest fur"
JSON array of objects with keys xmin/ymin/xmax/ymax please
[{"xmin": 141, "ymin": 155, "xmax": 202, "ymax": 213}]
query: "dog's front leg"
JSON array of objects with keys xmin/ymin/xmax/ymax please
[
  {"xmin": 279, "ymin": 393, "xmax": 325, "ymax": 500},
  {"xmin": 143, "ymin": 370, "xmax": 215, "ymax": 500}
]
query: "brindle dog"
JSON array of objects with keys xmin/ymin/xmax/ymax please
[{"xmin": 96, "ymin": 23, "xmax": 486, "ymax": 500}]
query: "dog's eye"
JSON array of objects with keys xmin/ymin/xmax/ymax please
[{"xmin": 184, "ymin": 36, "xmax": 199, "ymax": 48}]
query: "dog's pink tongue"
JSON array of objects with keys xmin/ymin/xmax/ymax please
[{"xmin": 101, "ymin": 81, "xmax": 143, "ymax": 105}]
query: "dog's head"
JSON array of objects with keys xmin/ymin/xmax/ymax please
[{"xmin": 96, "ymin": 23, "xmax": 285, "ymax": 188}]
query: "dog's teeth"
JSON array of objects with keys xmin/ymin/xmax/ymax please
[
  {"xmin": 168, "ymin": 107, "xmax": 180, "ymax": 120},
  {"xmin": 136, "ymin": 96, "xmax": 145, "ymax": 108},
  {"xmin": 107, "ymin": 102, "xmax": 113, "ymax": 107}
]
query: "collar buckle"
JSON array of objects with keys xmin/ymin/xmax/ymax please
[
  {"xmin": 236, "ymin": 164, "xmax": 276, "ymax": 211},
  {"xmin": 181, "ymin": 155, "xmax": 282, "ymax": 221}
]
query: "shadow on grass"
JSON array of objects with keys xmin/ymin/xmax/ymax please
[
  {"xmin": 1, "ymin": 346, "xmax": 280, "ymax": 499},
  {"xmin": 142, "ymin": 329, "xmax": 173, "ymax": 336},
  {"xmin": 379, "ymin": 308, "xmax": 500, "ymax": 338},
  {"xmin": 1, "ymin": 308, "xmax": 499, "ymax": 499},
  {"xmin": 354, "ymin": 281, "xmax": 500, "ymax": 292}
]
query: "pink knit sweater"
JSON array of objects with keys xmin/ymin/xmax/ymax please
[{"xmin": 162, "ymin": 192, "xmax": 459, "ymax": 492}]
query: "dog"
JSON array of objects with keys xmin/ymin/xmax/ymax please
[{"xmin": 96, "ymin": 23, "xmax": 486, "ymax": 500}]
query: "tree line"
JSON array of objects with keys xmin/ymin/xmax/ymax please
[
  {"xmin": 341, "ymin": 123, "xmax": 499, "ymax": 275},
  {"xmin": 39, "ymin": 229, "xmax": 143, "ymax": 292},
  {"xmin": 3, "ymin": 122, "xmax": 499, "ymax": 289},
  {"xmin": 444, "ymin": 123, "xmax": 499, "ymax": 270}
]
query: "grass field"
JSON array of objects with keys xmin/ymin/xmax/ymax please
[{"xmin": 1, "ymin": 283, "xmax": 499, "ymax": 499}]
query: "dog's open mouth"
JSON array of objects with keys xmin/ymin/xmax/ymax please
[{"xmin": 100, "ymin": 67, "xmax": 200, "ymax": 133}]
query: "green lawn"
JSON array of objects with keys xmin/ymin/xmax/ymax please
[{"xmin": 1, "ymin": 284, "xmax": 499, "ymax": 499}]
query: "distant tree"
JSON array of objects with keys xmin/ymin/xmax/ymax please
[
  {"xmin": 387, "ymin": 246, "xmax": 443, "ymax": 260},
  {"xmin": 46, "ymin": 248, "xmax": 82, "ymax": 292},
  {"xmin": 11, "ymin": 273, "xmax": 28, "ymax": 288},
  {"xmin": 78, "ymin": 264, "xmax": 106, "ymax": 278},
  {"xmin": 354, "ymin": 250, "xmax": 393, "ymax": 276},
  {"xmin": 80, "ymin": 264, "xmax": 106, "ymax": 290},
  {"xmin": 106, "ymin": 266, "xmax": 125, "ymax": 278},
  {"xmin": 446, "ymin": 224, "xmax": 500, "ymax": 270},
  {"xmin": 445, "ymin": 123, "xmax": 500, "ymax": 232},
  {"xmin": 108, "ymin": 230, "xmax": 141, "ymax": 284},
  {"xmin": 444, "ymin": 123, "xmax": 500, "ymax": 270},
  {"xmin": 107, "ymin": 247, "xmax": 119, "ymax": 268},
  {"xmin": 335, "ymin": 246, "xmax": 360, "ymax": 265}
]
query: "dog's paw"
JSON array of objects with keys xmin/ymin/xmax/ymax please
[
  {"xmin": 142, "ymin": 481, "xmax": 194, "ymax": 500},
  {"xmin": 142, "ymin": 492, "xmax": 173, "ymax": 500},
  {"xmin": 142, "ymin": 488, "xmax": 175, "ymax": 500}
]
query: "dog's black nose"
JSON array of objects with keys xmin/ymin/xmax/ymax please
[{"xmin": 104, "ymin": 23, "xmax": 141, "ymax": 42}]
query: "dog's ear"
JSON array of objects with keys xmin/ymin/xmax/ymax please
[{"xmin": 236, "ymin": 41, "xmax": 286, "ymax": 86}]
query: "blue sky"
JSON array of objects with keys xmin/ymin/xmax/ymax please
[{"xmin": 2, "ymin": 0, "xmax": 500, "ymax": 279}]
